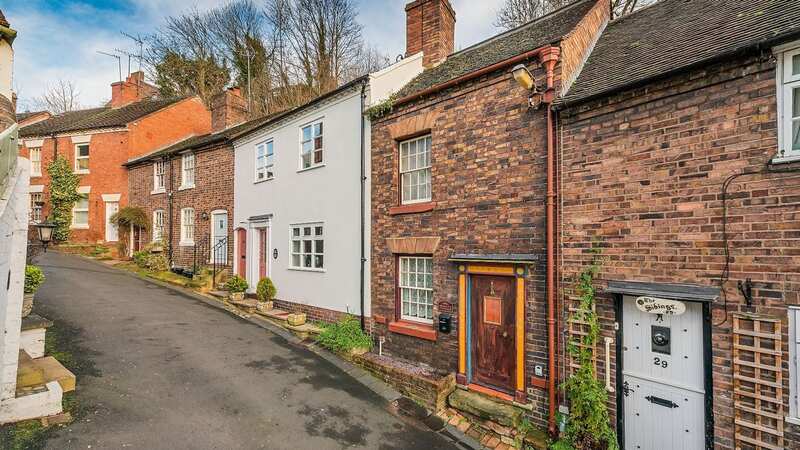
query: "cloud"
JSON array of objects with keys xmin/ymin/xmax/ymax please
[{"xmin": 8, "ymin": 0, "xmax": 506, "ymax": 111}]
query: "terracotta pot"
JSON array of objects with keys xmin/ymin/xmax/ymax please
[
  {"xmin": 22, "ymin": 293, "xmax": 34, "ymax": 318},
  {"xmin": 229, "ymin": 292, "xmax": 245, "ymax": 302},
  {"xmin": 256, "ymin": 301, "xmax": 273, "ymax": 312}
]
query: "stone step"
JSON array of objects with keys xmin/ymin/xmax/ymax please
[
  {"xmin": 17, "ymin": 350, "xmax": 46, "ymax": 389},
  {"xmin": 35, "ymin": 356, "xmax": 76, "ymax": 393},
  {"xmin": 258, "ymin": 308, "xmax": 291, "ymax": 321},
  {"xmin": 209, "ymin": 290, "xmax": 229, "ymax": 299}
]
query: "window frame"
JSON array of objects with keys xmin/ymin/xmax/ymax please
[
  {"xmin": 299, "ymin": 120, "xmax": 324, "ymax": 171},
  {"xmin": 397, "ymin": 256, "xmax": 434, "ymax": 323},
  {"xmin": 289, "ymin": 223, "xmax": 324, "ymax": 271},
  {"xmin": 179, "ymin": 207, "xmax": 195, "ymax": 246},
  {"xmin": 71, "ymin": 195, "xmax": 89, "ymax": 229},
  {"xmin": 180, "ymin": 153, "xmax": 195, "ymax": 189},
  {"xmin": 255, "ymin": 140, "xmax": 275, "ymax": 182},
  {"xmin": 152, "ymin": 209, "xmax": 165, "ymax": 243},
  {"xmin": 398, "ymin": 135, "xmax": 432, "ymax": 205},
  {"xmin": 777, "ymin": 42, "xmax": 800, "ymax": 162},
  {"xmin": 29, "ymin": 147, "xmax": 42, "ymax": 176},
  {"xmin": 74, "ymin": 143, "xmax": 90, "ymax": 174},
  {"xmin": 153, "ymin": 160, "xmax": 167, "ymax": 193},
  {"xmin": 30, "ymin": 192, "xmax": 43, "ymax": 223}
]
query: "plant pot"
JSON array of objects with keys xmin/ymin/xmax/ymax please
[
  {"xmin": 349, "ymin": 346, "xmax": 369, "ymax": 356},
  {"xmin": 22, "ymin": 293, "xmax": 34, "ymax": 318},
  {"xmin": 256, "ymin": 301, "xmax": 273, "ymax": 312},
  {"xmin": 229, "ymin": 292, "xmax": 245, "ymax": 302},
  {"xmin": 287, "ymin": 313, "xmax": 307, "ymax": 326}
]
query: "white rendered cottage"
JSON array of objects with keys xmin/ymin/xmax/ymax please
[{"xmin": 232, "ymin": 54, "xmax": 423, "ymax": 326}]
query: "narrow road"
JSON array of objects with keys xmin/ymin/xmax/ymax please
[{"xmin": 34, "ymin": 252, "xmax": 457, "ymax": 450}]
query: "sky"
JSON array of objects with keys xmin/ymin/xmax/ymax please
[{"xmin": 3, "ymin": 0, "xmax": 506, "ymax": 111}]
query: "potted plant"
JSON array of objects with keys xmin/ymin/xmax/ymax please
[
  {"xmin": 256, "ymin": 277, "xmax": 277, "ymax": 312},
  {"xmin": 23, "ymin": 265, "xmax": 45, "ymax": 317},
  {"xmin": 225, "ymin": 276, "xmax": 249, "ymax": 302}
]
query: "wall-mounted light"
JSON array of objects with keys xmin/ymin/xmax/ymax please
[
  {"xmin": 201, "ymin": 211, "xmax": 209, "ymax": 221},
  {"xmin": 511, "ymin": 64, "xmax": 543, "ymax": 109}
]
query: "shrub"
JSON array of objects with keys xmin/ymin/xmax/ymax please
[
  {"xmin": 24, "ymin": 265, "xmax": 45, "ymax": 294},
  {"xmin": 225, "ymin": 275, "xmax": 249, "ymax": 293},
  {"xmin": 132, "ymin": 251, "xmax": 149, "ymax": 268},
  {"xmin": 316, "ymin": 315, "xmax": 373, "ymax": 354},
  {"xmin": 132, "ymin": 250, "xmax": 168, "ymax": 272},
  {"xmin": 256, "ymin": 277, "xmax": 277, "ymax": 302}
]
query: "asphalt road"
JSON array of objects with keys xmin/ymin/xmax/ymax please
[{"xmin": 34, "ymin": 252, "xmax": 458, "ymax": 450}]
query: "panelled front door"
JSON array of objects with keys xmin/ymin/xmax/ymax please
[
  {"xmin": 237, "ymin": 228, "xmax": 247, "ymax": 280},
  {"xmin": 258, "ymin": 228, "xmax": 269, "ymax": 279},
  {"xmin": 211, "ymin": 211, "xmax": 228, "ymax": 264},
  {"xmin": 105, "ymin": 201, "xmax": 119, "ymax": 242},
  {"xmin": 622, "ymin": 296, "xmax": 705, "ymax": 449},
  {"xmin": 470, "ymin": 274, "xmax": 516, "ymax": 393}
]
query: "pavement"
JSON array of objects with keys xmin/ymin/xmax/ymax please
[{"xmin": 34, "ymin": 251, "xmax": 460, "ymax": 450}]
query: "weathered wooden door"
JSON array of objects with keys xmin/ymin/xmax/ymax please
[
  {"xmin": 622, "ymin": 296, "xmax": 705, "ymax": 449},
  {"xmin": 258, "ymin": 228, "xmax": 268, "ymax": 279},
  {"xmin": 237, "ymin": 228, "xmax": 247, "ymax": 280},
  {"xmin": 470, "ymin": 274, "xmax": 516, "ymax": 393}
]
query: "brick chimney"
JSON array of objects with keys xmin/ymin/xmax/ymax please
[
  {"xmin": 210, "ymin": 87, "xmax": 247, "ymax": 133},
  {"xmin": 405, "ymin": 0, "xmax": 455, "ymax": 68},
  {"xmin": 110, "ymin": 71, "xmax": 158, "ymax": 108}
]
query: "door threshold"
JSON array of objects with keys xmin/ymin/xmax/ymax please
[{"xmin": 466, "ymin": 383, "xmax": 514, "ymax": 403}]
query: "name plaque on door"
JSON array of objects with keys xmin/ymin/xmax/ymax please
[
  {"xmin": 635, "ymin": 296, "xmax": 686, "ymax": 316},
  {"xmin": 484, "ymin": 296, "xmax": 502, "ymax": 325}
]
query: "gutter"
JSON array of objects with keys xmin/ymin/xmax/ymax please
[
  {"xmin": 393, "ymin": 45, "xmax": 554, "ymax": 108},
  {"xmin": 359, "ymin": 81, "xmax": 368, "ymax": 331}
]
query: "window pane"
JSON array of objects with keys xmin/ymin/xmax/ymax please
[
  {"xmin": 304, "ymin": 240, "xmax": 312, "ymax": 253},
  {"xmin": 78, "ymin": 145, "xmax": 89, "ymax": 156},
  {"xmin": 314, "ymin": 226, "xmax": 323, "ymax": 236},
  {"xmin": 314, "ymin": 255, "xmax": 323, "ymax": 268},
  {"xmin": 314, "ymin": 150, "xmax": 323, "ymax": 164},
  {"xmin": 314, "ymin": 136, "xmax": 322, "ymax": 150},
  {"xmin": 78, "ymin": 159, "xmax": 89, "ymax": 171},
  {"xmin": 266, "ymin": 142, "xmax": 274, "ymax": 156},
  {"xmin": 794, "ymin": 54, "xmax": 800, "ymax": 76},
  {"xmin": 314, "ymin": 122, "xmax": 322, "ymax": 136},
  {"xmin": 292, "ymin": 254, "xmax": 301, "ymax": 267},
  {"xmin": 793, "ymin": 119, "xmax": 800, "ymax": 151},
  {"xmin": 74, "ymin": 211, "xmax": 88, "ymax": 224},
  {"xmin": 303, "ymin": 126, "xmax": 311, "ymax": 141},
  {"xmin": 304, "ymin": 227, "xmax": 311, "ymax": 236},
  {"xmin": 315, "ymin": 240, "xmax": 323, "ymax": 253},
  {"xmin": 292, "ymin": 241, "xmax": 301, "ymax": 253},
  {"xmin": 304, "ymin": 255, "xmax": 312, "ymax": 267},
  {"xmin": 293, "ymin": 227, "xmax": 300, "ymax": 237}
]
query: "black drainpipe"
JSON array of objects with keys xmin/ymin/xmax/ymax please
[
  {"xmin": 359, "ymin": 81, "xmax": 367, "ymax": 331},
  {"xmin": 166, "ymin": 155, "xmax": 174, "ymax": 266}
]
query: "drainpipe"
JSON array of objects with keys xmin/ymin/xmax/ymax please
[
  {"xmin": 166, "ymin": 156, "xmax": 174, "ymax": 266},
  {"xmin": 359, "ymin": 81, "xmax": 367, "ymax": 331},
  {"xmin": 539, "ymin": 46, "xmax": 561, "ymax": 437}
]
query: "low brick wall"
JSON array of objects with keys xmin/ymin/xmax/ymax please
[{"xmin": 350, "ymin": 352, "xmax": 455, "ymax": 413}]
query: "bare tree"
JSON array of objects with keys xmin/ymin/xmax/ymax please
[
  {"xmin": 495, "ymin": 0, "xmax": 653, "ymax": 29},
  {"xmin": 32, "ymin": 79, "xmax": 81, "ymax": 114}
]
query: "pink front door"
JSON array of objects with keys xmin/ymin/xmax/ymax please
[{"xmin": 237, "ymin": 228, "xmax": 247, "ymax": 279}]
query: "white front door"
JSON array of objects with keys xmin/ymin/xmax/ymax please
[
  {"xmin": 622, "ymin": 296, "xmax": 705, "ymax": 450},
  {"xmin": 105, "ymin": 201, "xmax": 119, "ymax": 242},
  {"xmin": 211, "ymin": 211, "xmax": 228, "ymax": 264}
]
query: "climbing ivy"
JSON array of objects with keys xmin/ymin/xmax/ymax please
[
  {"xmin": 46, "ymin": 156, "xmax": 82, "ymax": 242},
  {"xmin": 552, "ymin": 245, "xmax": 618, "ymax": 450}
]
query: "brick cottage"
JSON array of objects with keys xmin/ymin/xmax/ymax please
[
  {"xmin": 18, "ymin": 72, "xmax": 210, "ymax": 244},
  {"xmin": 556, "ymin": 1, "xmax": 800, "ymax": 448},
  {"xmin": 125, "ymin": 88, "xmax": 266, "ymax": 268},
  {"xmin": 370, "ymin": 0, "xmax": 608, "ymax": 431}
]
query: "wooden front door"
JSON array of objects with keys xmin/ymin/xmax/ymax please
[
  {"xmin": 259, "ymin": 228, "xmax": 268, "ymax": 279},
  {"xmin": 237, "ymin": 228, "xmax": 247, "ymax": 279},
  {"xmin": 470, "ymin": 274, "xmax": 516, "ymax": 393}
]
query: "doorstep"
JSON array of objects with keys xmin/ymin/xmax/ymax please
[{"xmin": 16, "ymin": 351, "xmax": 75, "ymax": 395}]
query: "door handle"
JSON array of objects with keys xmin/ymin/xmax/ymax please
[{"xmin": 645, "ymin": 395, "xmax": 679, "ymax": 409}]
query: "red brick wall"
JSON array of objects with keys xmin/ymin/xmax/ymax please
[
  {"xmin": 371, "ymin": 63, "xmax": 554, "ymax": 427},
  {"xmin": 559, "ymin": 0, "xmax": 609, "ymax": 94},
  {"xmin": 127, "ymin": 141, "xmax": 234, "ymax": 268},
  {"xmin": 18, "ymin": 97, "xmax": 211, "ymax": 244},
  {"xmin": 559, "ymin": 52, "xmax": 800, "ymax": 448}
]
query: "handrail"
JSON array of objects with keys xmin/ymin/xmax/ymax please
[{"xmin": 0, "ymin": 122, "xmax": 19, "ymax": 194}]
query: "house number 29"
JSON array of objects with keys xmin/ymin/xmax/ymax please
[{"xmin": 653, "ymin": 357, "xmax": 668, "ymax": 368}]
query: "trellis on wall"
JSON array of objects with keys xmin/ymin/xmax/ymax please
[
  {"xmin": 732, "ymin": 314, "xmax": 784, "ymax": 450},
  {"xmin": 567, "ymin": 301, "xmax": 597, "ymax": 374}
]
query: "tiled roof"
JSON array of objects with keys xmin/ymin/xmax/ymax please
[
  {"xmin": 396, "ymin": 0, "xmax": 597, "ymax": 98},
  {"xmin": 124, "ymin": 113, "xmax": 282, "ymax": 166},
  {"xmin": 0, "ymin": 9, "xmax": 9, "ymax": 28},
  {"xmin": 16, "ymin": 111, "xmax": 49, "ymax": 122},
  {"xmin": 20, "ymin": 98, "xmax": 186, "ymax": 137},
  {"xmin": 560, "ymin": 0, "xmax": 800, "ymax": 106}
]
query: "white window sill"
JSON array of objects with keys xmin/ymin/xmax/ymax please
[
  {"xmin": 297, "ymin": 163, "xmax": 325, "ymax": 173},
  {"xmin": 30, "ymin": 173, "xmax": 42, "ymax": 178},
  {"xmin": 288, "ymin": 266, "xmax": 326, "ymax": 273},
  {"xmin": 179, "ymin": 240, "xmax": 195, "ymax": 247},
  {"xmin": 402, "ymin": 198, "xmax": 433, "ymax": 206},
  {"xmin": 178, "ymin": 184, "xmax": 195, "ymax": 191},
  {"xmin": 151, "ymin": 188, "xmax": 166, "ymax": 195},
  {"xmin": 254, "ymin": 177, "xmax": 274, "ymax": 184},
  {"xmin": 786, "ymin": 416, "xmax": 800, "ymax": 427},
  {"xmin": 71, "ymin": 224, "xmax": 89, "ymax": 230},
  {"xmin": 772, "ymin": 154, "xmax": 800, "ymax": 164},
  {"xmin": 400, "ymin": 316, "xmax": 434, "ymax": 325},
  {"xmin": 75, "ymin": 170, "xmax": 90, "ymax": 175}
]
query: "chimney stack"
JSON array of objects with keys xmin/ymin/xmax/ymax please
[
  {"xmin": 110, "ymin": 71, "xmax": 158, "ymax": 108},
  {"xmin": 210, "ymin": 87, "xmax": 247, "ymax": 133},
  {"xmin": 405, "ymin": 0, "xmax": 455, "ymax": 68}
]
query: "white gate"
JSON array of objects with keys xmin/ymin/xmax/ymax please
[{"xmin": 622, "ymin": 295, "xmax": 705, "ymax": 449}]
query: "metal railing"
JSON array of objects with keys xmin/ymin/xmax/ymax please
[
  {"xmin": 0, "ymin": 122, "xmax": 18, "ymax": 194},
  {"xmin": 191, "ymin": 234, "xmax": 229, "ymax": 282}
]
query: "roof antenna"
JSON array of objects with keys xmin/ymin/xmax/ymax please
[
  {"xmin": 120, "ymin": 32, "xmax": 144, "ymax": 73},
  {"xmin": 97, "ymin": 50, "xmax": 122, "ymax": 82}
]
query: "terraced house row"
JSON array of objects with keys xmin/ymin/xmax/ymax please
[{"xmin": 17, "ymin": 0, "xmax": 800, "ymax": 448}]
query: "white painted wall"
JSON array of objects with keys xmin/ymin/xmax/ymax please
[
  {"xmin": 0, "ymin": 40, "xmax": 12, "ymax": 102},
  {"xmin": 368, "ymin": 52, "xmax": 424, "ymax": 106}
]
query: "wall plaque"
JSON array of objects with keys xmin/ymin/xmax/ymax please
[
  {"xmin": 635, "ymin": 296, "xmax": 686, "ymax": 316},
  {"xmin": 484, "ymin": 296, "xmax": 502, "ymax": 325}
]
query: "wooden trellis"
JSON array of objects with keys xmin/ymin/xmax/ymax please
[
  {"xmin": 567, "ymin": 301, "xmax": 597, "ymax": 374},
  {"xmin": 732, "ymin": 314, "xmax": 784, "ymax": 450}
]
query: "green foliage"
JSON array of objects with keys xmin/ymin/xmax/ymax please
[
  {"xmin": 316, "ymin": 315, "xmax": 373, "ymax": 354},
  {"xmin": 46, "ymin": 156, "xmax": 82, "ymax": 242},
  {"xmin": 132, "ymin": 251, "xmax": 149, "ymax": 268},
  {"xmin": 110, "ymin": 206, "xmax": 149, "ymax": 229},
  {"xmin": 514, "ymin": 417, "xmax": 536, "ymax": 449},
  {"xmin": 155, "ymin": 51, "xmax": 230, "ymax": 105},
  {"xmin": 256, "ymin": 277, "xmax": 277, "ymax": 302},
  {"xmin": 224, "ymin": 275, "xmax": 249, "ymax": 293},
  {"xmin": 364, "ymin": 93, "xmax": 397, "ymax": 120},
  {"xmin": 24, "ymin": 265, "xmax": 45, "ymax": 294},
  {"xmin": 132, "ymin": 244, "xmax": 169, "ymax": 272},
  {"xmin": 552, "ymin": 245, "xmax": 618, "ymax": 450}
]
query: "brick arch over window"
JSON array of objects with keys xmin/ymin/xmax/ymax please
[{"xmin": 387, "ymin": 111, "xmax": 438, "ymax": 141}]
